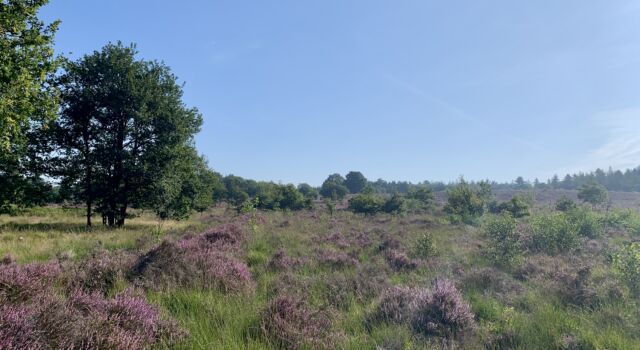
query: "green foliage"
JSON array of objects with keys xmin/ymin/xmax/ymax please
[
  {"xmin": 271, "ymin": 184, "xmax": 308, "ymax": 211},
  {"xmin": 488, "ymin": 195, "xmax": 530, "ymax": 218},
  {"xmin": 348, "ymin": 193, "xmax": 382, "ymax": 215},
  {"xmin": 529, "ymin": 213, "xmax": 580, "ymax": 254},
  {"xmin": 319, "ymin": 173, "xmax": 349, "ymax": 200},
  {"xmin": 406, "ymin": 187, "xmax": 434, "ymax": 211},
  {"xmin": 0, "ymin": 0, "xmax": 60, "ymax": 152},
  {"xmin": 555, "ymin": 196, "xmax": 577, "ymax": 212},
  {"xmin": 603, "ymin": 209, "xmax": 640, "ymax": 234},
  {"xmin": 414, "ymin": 232, "xmax": 436, "ymax": 258},
  {"xmin": 612, "ymin": 242, "xmax": 640, "ymax": 297},
  {"xmin": 348, "ymin": 193, "xmax": 405, "ymax": 215},
  {"xmin": 54, "ymin": 42, "xmax": 203, "ymax": 226},
  {"xmin": 444, "ymin": 179, "xmax": 486, "ymax": 224},
  {"xmin": 482, "ymin": 213, "xmax": 521, "ymax": 266},
  {"xmin": 577, "ymin": 182, "xmax": 608, "ymax": 207},
  {"xmin": 0, "ymin": 0, "xmax": 60, "ymax": 214},
  {"xmin": 566, "ymin": 206, "xmax": 604, "ymax": 238},
  {"xmin": 297, "ymin": 183, "xmax": 318, "ymax": 200},
  {"xmin": 344, "ymin": 171, "xmax": 368, "ymax": 194},
  {"xmin": 381, "ymin": 194, "xmax": 405, "ymax": 214},
  {"xmin": 152, "ymin": 148, "xmax": 217, "ymax": 220},
  {"xmin": 324, "ymin": 198, "xmax": 335, "ymax": 216}
]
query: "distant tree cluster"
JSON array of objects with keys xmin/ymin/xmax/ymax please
[
  {"xmin": 495, "ymin": 167, "xmax": 640, "ymax": 192},
  {"xmin": 217, "ymin": 175, "xmax": 313, "ymax": 211}
]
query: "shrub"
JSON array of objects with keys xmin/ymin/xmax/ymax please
[
  {"xmin": 372, "ymin": 286, "xmax": 423, "ymax": 324},
  {"xmin": 577, "ymin": 182, "xmax": 608, "ymax": 207},
  {"xmin": 0, "ymin": 290, "xmax": 183, "ymax": 350},
  {"xmin": 260, "ymin": 295, "xmax": 332, "ymax": 349},
  {"xmin": 488, "ymin": 196, "xmax": 530, "ymax": 218},
  {"xmin": 0, "ymin": 262, "xmax": 60, "ymax": 304},
  {"xmin": 372, "ymin": 280, "xmax": 475, "ymax": 340},
  {"xmin": 62, "ymin": 251, "xmax": 135, "ymax": 295},
  {"xmin": 414, "ymin": 232, "xmax": 436, "ymax": 259},
  {"xmin": 132, "ymin": 225, "xmax": 254, "ymax": 293},
  {"xmin": 381, "ymin": 194, "xmax": 405, "ymax": 214},
  {"xmin": 407, "ymin": 187, "xmax": 435, "ymax": 210},
  {"xmin": 612, "ymin": 242, "xmax": 640, "ymax": 297},
  {"xmin": 385, "ymin": 250, "xmax": 417, "ymax": 271},
  {"xmin": 348, "ymin": 193, "xmax": 382, "ymax": 215},
  {"xmin": 482, "ymin": 213, "xmax": 521, "ymax": 266},
  {"xmin": 529, "ymin": 213, "xmax": 580, "ymax": 254},
  {"xmin": 444, "ymin": 179, "xmax": 485, "ymax": 224},
  {"xmin": 566, "ymin": 207, "xmax": 604, "ymax": 238},
  {"xmin": 268, "ymin": 249, "xmax": 302, "ymax": 271},
  {"xmin": 555, "ymin": 196, "xmax": 577, "ymax": 212},
  {"xmin": 411, "ymin": 279, "xmax": 475, "ymax": 338},
  {"xmin": 297, "ymin": 183, "xmax": 319, "ymax": 200}
]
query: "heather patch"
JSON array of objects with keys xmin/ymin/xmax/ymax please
[{"xmin": 260, "ymin": 294, "xmax": 333, "ymax": 349}]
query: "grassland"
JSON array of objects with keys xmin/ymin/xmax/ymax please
[{"xmin": 2, "ymin": 201, "xmax": 640, "ymax": 349}]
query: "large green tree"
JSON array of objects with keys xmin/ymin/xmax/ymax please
[
  {"xmin": 320, "ymin": 173, "xmax": 349, "ymax": 200},
  {"xmin": 53, "ymin": 42, "xmax": 202, "ymax": 226},
  {"xmin": 0, "ymin": 0, "xmax": 59, "ymax": 213},
  {"xmin": 344, "ymin": 171, "xmax": 367, "ymax": 194}
]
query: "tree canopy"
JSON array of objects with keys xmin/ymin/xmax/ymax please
[{"xmin": 53, "ymin": 42, "xmax": 203, "ymax": 226}]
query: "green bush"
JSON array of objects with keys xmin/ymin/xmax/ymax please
[
  {"xmin": 555, "ymin": 196, "xmax": 577, "ymax": 212},
  {"xmin": 529, "ymin": 213, "xmax": 580, "ymax": 254},
  {"xmin": 444, "ymin": 179, "xmax": 486, "ymax": 224},
  {"xmin": 612, "ymin": 242, "xmax": 640, "ymax": 297},
  {"xmin": 407, "ymin": 187, "xmax": 434, "ymax": 211},
  {"xmin": 348, "ymin": 194, "xmax": 382, "ymax": 215},
  {"xmin": 482, "ymin": 213, "xmax": 521, "ymax": 265},
  {"xmin": 603, "ymin": 209, "xmax": 640, "ymax": 235},
  {"xmin": 488, "ymin": 195, "xmax": 530, "ymax": 218},
  {"xmin": 381, "ymin": 194, "xmax": 405, "ymax": 214},
  {"xmin": 414, "ymin": 232, "xmax": 436, "ymax": 258},
  {"xmin": 566, "ymin": 207, "xmax": 604, "ymax": 238}
]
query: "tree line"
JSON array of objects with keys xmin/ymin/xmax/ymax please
[{"xmin": 1, "ymin": 1, "xmax": 637, "ymax": 227}]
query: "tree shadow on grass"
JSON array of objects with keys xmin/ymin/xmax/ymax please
[{"xmin": 0, "ymin": 222, "xmax": 153, "ymax": 234}]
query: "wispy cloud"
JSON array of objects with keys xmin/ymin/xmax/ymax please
[
  {"xmin": 562, "ymin": 108, "xmax": 640, "ymax": 174},
  {"xmin": 381, "ymin": 72, "xmax": 544, "ymax": 152}
]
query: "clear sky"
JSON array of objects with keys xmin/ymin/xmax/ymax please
[{"xmin": 40, "ymin": 0, "xmax": 640, "ymax": 186}]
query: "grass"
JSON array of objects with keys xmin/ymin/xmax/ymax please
[
  {"xmin": 2, "ymin": 204, "xmax": 640, "ymax": 349},
  {"xmin": 0, "ymin": 207, "xmax": 196, "ymax": 263}
]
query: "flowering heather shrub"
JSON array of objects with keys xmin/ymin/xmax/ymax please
[
  {"xmin": 385, "ymin": 249, "xmax": 418, "ymax": 271},
  {"xmin": 180, "ymin": 223, "xmax": 246, "ymax": 252},
  {"xmin": 260, "ymin": 295, "xmax": 332, "ymax": 349},
  {"xmin": 0, "ymin": 304, "xmax": 41, "ymax": 349},
  {"xmin": 411, "ymin": 279, "xmax": 475, "ymax": 337},
  {"xmin": 0, "ymin": 290, "xmax": 183, "ymax": 350},
  {"xmin": 62, "ymin": 251, "xmax": 136, "ymax": 295},
  {"xmin": 133, "ymin": 238, "xmax": 254, "ymax": 293},
  {"xmin": 268, "ymin": 249, "xmax": 302, "ymax": 271},
  {"xmin": 324, "ymin": 268, "xmax": 387, "ymax": 309},
  {"xmin": 317, "ymin": 249, "xmax": 359, "ymax": 269},
  {"xmin": 372, "ymin": 286, "xmax": 424, "ymax": 324},
  {"xmin": 0, "ymin": 261, "xmax": 60, "ymax": 303},
  {"xmin": 372, "ymin": 280, "xmax": 475, "ymax": 340}
]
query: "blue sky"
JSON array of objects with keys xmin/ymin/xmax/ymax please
[{"xmin": 40, "ymin": 0, "xmax": 640, "ymax": 185}]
